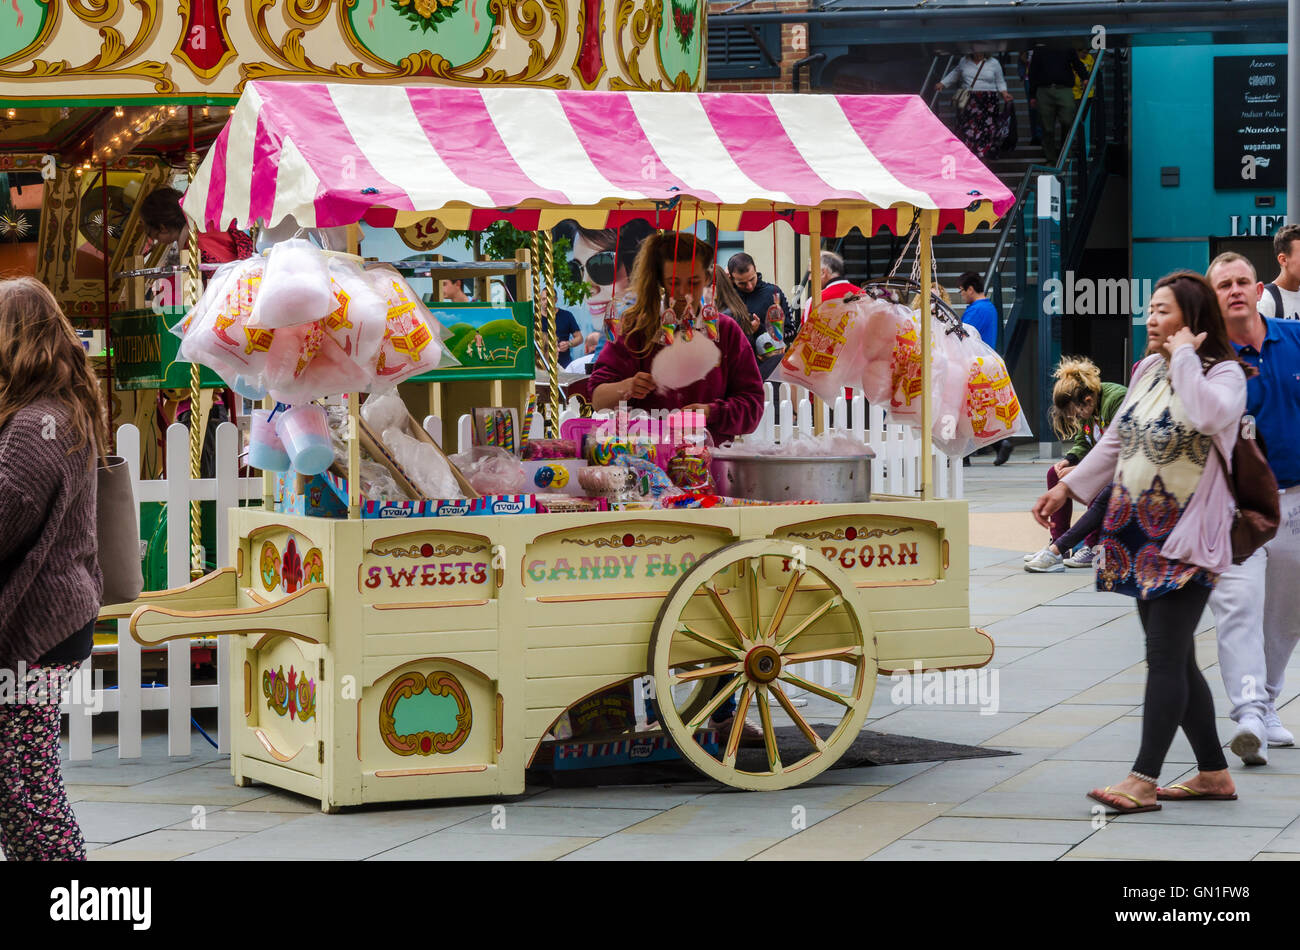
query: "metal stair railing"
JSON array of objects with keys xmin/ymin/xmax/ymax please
[{"xmin": 983, "ymin": 47, "xmax": 1118, "ymax": 363}]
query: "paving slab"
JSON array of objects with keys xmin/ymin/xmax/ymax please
[
  {"xmin": 748, "ymin": 800, "xmax": 951, "ymax": 860},
  {"xmin": 983, "ymin": 705, "xmax": 1129, "ymax": 749},
  {"xmin": 445, "ymin": 805, "xmax": 660, "ymax": 838},
  {"xmin": 73, "ymin": 801, "xmax": 210, "ymax": 844},
  {"xmin": 87, "ymin": 829, "xmax": 247, "ymax": 861},
  {"xmin": 371, "ymin": 834, "xmax": 599, "ymax": 861},
  {"xmin": 178, "ymin": 806, "xmax": 491, "ymax": 860},
  {"xmin": 561, "ymin": 832, "xmax": 783, "ymax": 861},
  {"xmin": 1064, "ymin": 823, "xmax": 1279, "ymax": 861},
  {"xmin": 905, "ymin": 816, "xmax": 1097, "ymax": 845},
  {"xmin": 866, "ymin": 839, "xmax": 1072, "ymax": 861}
]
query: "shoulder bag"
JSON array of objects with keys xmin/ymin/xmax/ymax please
[
  {"xmin": 953, "ymin": 58, "xmax": 987, "ymax": 112},
  {"xmin": 1213, "ymin": 419, "xmax": 1279, "ymax": 565},
  {"xmin": 97, "ymin": 454, "xmax": 144, "ymax": 606}
]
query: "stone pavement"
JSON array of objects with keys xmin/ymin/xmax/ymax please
[{"xmin": 43, "ymin": 449, "xmax": 1300, "ymax": 861}]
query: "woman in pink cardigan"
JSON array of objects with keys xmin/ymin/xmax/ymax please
[{"xmin": 1033, "ymin": 272, "xmax": 1250, "ymax": 814}]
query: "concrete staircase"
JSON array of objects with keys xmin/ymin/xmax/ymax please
[{"xmin": 841, "ymin": 51, "xmax": 1108, "ymax": 320}]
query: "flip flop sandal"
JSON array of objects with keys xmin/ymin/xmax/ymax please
[
  {"xmin": 1156, "ymin": 784, "xmax": 1238, "ymax": 802},
  {"xmin": 1086, "ymin": 786, "xmax": 1162, "ymax": 814}
]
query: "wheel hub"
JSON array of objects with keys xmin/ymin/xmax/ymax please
[{"xmin": 744, "ymin": 645, "xmax": 782, "ymax": 684}]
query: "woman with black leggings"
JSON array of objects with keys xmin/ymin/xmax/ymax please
[{"xmin": 1033, "ymin": 271, "xmax": 1250, "ymax": 813}]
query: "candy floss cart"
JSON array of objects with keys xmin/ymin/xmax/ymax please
[{"xmin": 103, "ymin": 83, "xmax": 1018, "ymax": 811}]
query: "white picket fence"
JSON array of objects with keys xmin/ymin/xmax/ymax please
[{"xmin": 61, "ymin": 422, "xmax": 262, "ymax": 761}]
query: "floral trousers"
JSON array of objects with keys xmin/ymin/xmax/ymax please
[{"xmin": 0, "ymin": 663, "xmax": 86, "ymax": 861}]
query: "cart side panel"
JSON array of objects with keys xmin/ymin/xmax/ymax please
[
  {"xmin": 743, "ymin": 502, "xmax": 994, "ymax": 671},
  {"xmin": 345, "ymin": 518, "xmax": 522, "ymax": 802},
  {"xmin": 518, "ymin": 511, "xmax": 743, "ymax": 756}
]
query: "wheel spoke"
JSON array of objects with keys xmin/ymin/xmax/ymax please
[
  {"xmin": 672, "ymin": 661, "xmax": 742, "ymax": 685},
  {"xmin": 765, "ymin": 569, "xmax": 804, "ymax": 642},
  {"xmin": 723, "ymin": 683, "xmax": 755, "ymax": 767},
  {"xmin": 782, "ymin": 645, "xmax": 864, "ymax": 665},
  {"xmin": 756, "ymin": 687, "xmax": 782, "ymax": 773},
  {"xmin": 775, "ymin": 595, "xmax": 843, "ymax": 651},
  {"xmin": 678, "ymin": 623, "xmax": 743, "ymax": 660},
  {"xmin": 687, "ymin": 676, "xmax": 744, "ymax": 730},
  {"xmin": 747, "ymin": 558, "xmax": 761, "ymax": 641},
  {"xmin": 778, "ymin": 671, "xmax": 856, "ymax": 709},
  {"xmin": 706, "ymin": 584, "xmax": 749, "ymax": 647},
  {"xmin": 770, "ymin": 682, "xmax": 826, "ymax": 751}
]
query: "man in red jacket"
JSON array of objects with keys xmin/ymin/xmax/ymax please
[{"xmin": 819, "ymin": 250, "xmax": 862, "ymax": 301}]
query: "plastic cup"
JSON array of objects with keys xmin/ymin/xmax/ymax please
[
  {"xmin": 248, "ymin": 409, "xmax": 291, "ymax": 472},
  {"xmin": 275, "ymin": 404, "xmax": 334, "ymax": 476},
  {"xmin": 232, "ymin": 374, "xmax": 268, "ymax": 400}
]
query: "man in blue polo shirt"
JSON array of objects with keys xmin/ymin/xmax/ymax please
[{"xmin": 1207, "ymin": 252, "xmax": 1300, "ymax": 766}]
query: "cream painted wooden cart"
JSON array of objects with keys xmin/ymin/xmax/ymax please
[{"xmin": 103, "ymin": 82, "xmax": 1014, "ymax": 810}]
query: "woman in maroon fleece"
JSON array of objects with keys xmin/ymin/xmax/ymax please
[
  {"xmin": 589, "ymin": 230, "xmax": 765, "ymax": 441},
  {"xmin": 0, "ymin": 277, "xmax": 105, "ymax": 861}
]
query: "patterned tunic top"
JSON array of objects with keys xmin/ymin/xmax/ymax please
[{"xmin": 1096, "ymin": 359, "xmax": 1217, "ymax": 599}]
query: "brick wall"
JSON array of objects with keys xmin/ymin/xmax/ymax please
[{"xmin": 706, "ymin": 0, "xmax": 812, "ymax": 93}]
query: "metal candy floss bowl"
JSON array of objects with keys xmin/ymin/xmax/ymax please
[{"xmin": 101, "ymin": 82, "xmax": 1015, "ymax": 810}]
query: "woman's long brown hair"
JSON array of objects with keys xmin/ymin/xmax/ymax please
[
  {"xmin": 619, "ymin": 230, "xmax": 715, "ymax": 357},
  {"xmin": 0, "ymin": 277, "xmax": 108, "ymax": 463},
  {"xmin": 1153, "ymin": 270, "xmax": 1255, "ymax": 376}
]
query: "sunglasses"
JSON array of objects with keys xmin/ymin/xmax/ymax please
[{"xmin": 570, "ymin": 251, "xmax": 617, "ymax": 287}]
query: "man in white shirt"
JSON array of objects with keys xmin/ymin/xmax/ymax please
[{"xmin": 1257, "ymin": 224, "xmax": 1300, "ymax": 321}]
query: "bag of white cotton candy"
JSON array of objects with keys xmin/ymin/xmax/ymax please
[
  {"xmin": 361, "ymin": 389, "xmax": 409, "ymax": 435},
  {"xmin": 248, "ymin": 238, "xmax": 333, "ymax": 329},
  {"xmin": 383, "ymin": 427, "xmax": 460, "ymax": 499}
]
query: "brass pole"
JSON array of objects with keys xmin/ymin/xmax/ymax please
[
  {"xmin": 808, "ymin": 211, "xmax": 824, "ymax": 435},
  {"xmin": 185, "ymin": 147, "xmax": 203, "ymax": 579},
  {"xmin": 918, "ymin": 210, "xmax": 934, "ymax": 501},
  {"xmin": 533, "ymin": 231, "xmax": 560, "ymax": 437}
]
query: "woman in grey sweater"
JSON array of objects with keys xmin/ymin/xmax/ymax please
[
  {"xmin": 0, "ymin": 277, "xmax": 106, "ymax": 861},
  {"xmin": 934, "ymin": 52, "xmax": 1015, "ymax": 159}
]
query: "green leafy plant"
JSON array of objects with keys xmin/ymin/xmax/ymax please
[{"xmin": 448, "ymin": 222, "xmax": 592, "ymax": 306}]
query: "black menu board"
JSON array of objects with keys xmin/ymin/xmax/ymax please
[{"xmin": 1214, "ymin": 54, "xmax": 1287, "ymax": 191}]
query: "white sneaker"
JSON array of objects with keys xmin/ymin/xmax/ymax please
[
  {"xmin": 1230, "ymin": 715, "xmax": 1269, "ymax": 765},
  {"xmin": 1264, "ymin": 711, "xmax": 1295, "ymax": 747},
  {"xmin": 1064, "ymin": 545, "xmax": 1095, "ymax": 568},
  {"xmin": 1024, "ymin": 548, "xmax": 1064, "ymax": 573}
]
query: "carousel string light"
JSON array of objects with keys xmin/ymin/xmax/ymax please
[
  {"xmin": 114, "ymin": 106, "xmax": 124, "ymax": 118},
  {"xmin": 5, "ymin": 108, "xmax": 14, "ymax": 120}
]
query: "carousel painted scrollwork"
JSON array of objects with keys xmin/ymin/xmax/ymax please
[
  {"xmin": 173, "ymin": 0, "xmax": 238, "ymax": 80},
  {"xmin": 608, "ymin": 0, "xmax": 700, "ymax": 91},
  {"xmin": 0, "ymin": 0, "xmax": 176, "ymax": 92},
  {"xmin": 240, "ymin": 0, "xmax": 570, "ymax": 91},
  {"xmin": 378, "ymin": 670, "xmax": 472, "ymax": 756},
  {"xmin": 263, "ymin": 664, "xmax": 317, "ymax": 721}
]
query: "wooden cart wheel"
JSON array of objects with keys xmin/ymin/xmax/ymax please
[{"xmin": 648, "ymin": 539, "xmax": 875, "ymax": 791}]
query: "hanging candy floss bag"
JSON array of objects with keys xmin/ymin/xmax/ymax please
[
  {"xmin": 860, "ymin": 307, "xmax": 949, "ymax": 428},
  {"xmin": 771, "ymin": 296, "xmax": 869, "ymax": 403},
  {"xmin": 323, "ymin": 256, "xmax": 386, "ymax": 370},
  {"xmin": 963, "ymin": 336, "xmax": 1030, "ymax": 449},
  {"xmin": 261, "ymin": 256, "xmax": 392, "ymax": 404},
  {"xmin": 365, "ymin": 265, "xmax": 459, "ymax": 389},
  {"xmin": 247, "ymin": 237, "xmax": 333, "ymax": 329},
  {"xmin": 930, "ymin": 325, "xmax": 979, "ymax": 456},
  {"xmin": 858, "ymin": 299, "xmax": 914, "ymax": 405},
  {"xmin": 176, "ymin": 257, "xmax": 274, "ymax": 395}
]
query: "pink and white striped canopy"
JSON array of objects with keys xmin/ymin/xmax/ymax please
[{"xmin": 184, "ymin": 81, "xmax": 1015, "ymax": 237}]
